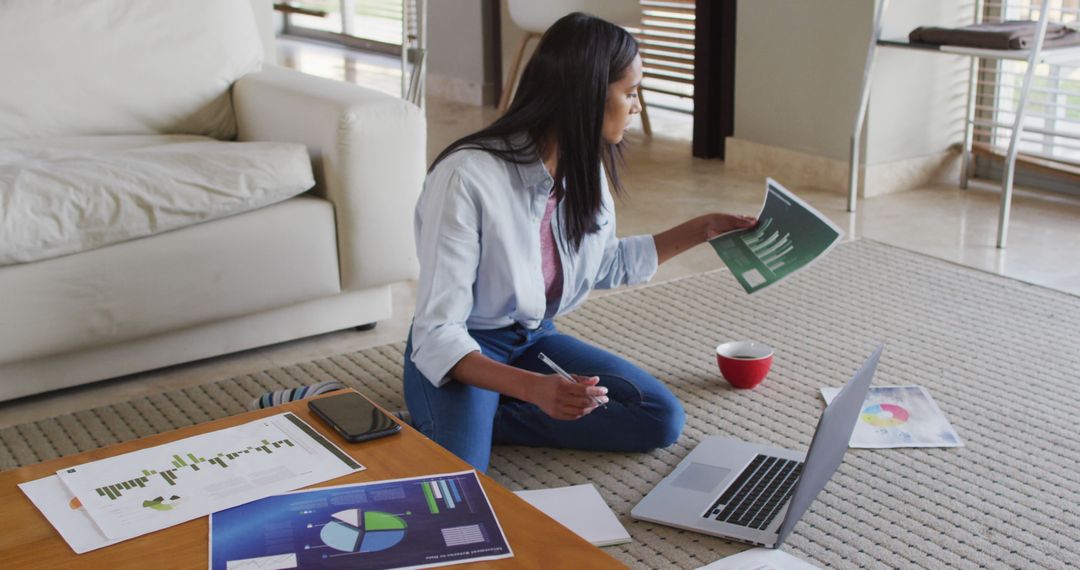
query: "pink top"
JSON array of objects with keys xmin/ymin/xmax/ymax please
[{"xmin": 540, "ymin": 191, "xmax": 563, "ymax": 317}]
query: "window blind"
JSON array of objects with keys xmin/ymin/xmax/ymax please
[
  {"xmin": 974, "ymin": 0, "xmax": 1080, "ymax": 168},
  {"xmin": 629, "ymin": 0, "xmax": 696, "ymax": 112}
]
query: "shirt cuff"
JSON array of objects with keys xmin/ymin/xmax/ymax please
[
  {"xmin": 411, "ymin": 324, "xmax": 482, "ymax": 388},
  {"xmin": 622, "ymin": 234, "xmax": 659, "ymax": 285}
]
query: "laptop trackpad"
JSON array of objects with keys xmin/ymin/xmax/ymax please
[{"xmin": 672, "ymin": 462, "xmax": 730, "ymax": 493}]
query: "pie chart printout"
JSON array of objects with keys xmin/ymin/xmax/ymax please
[
  {"xmin": 320, "ymin": 509, "xmax": 407, "ymax": 553},
  {"xmin": 860, "ymin": 403, "xmax": 910, "ymax": 428},
  {"xmin": 820, "ymin": 385, "xmax": 964, "ymax": 449}
]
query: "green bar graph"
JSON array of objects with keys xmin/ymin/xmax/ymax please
[
  {"xmin": 90, "ymin": 438, "xmax": 296, "ymax": 500},
  {"xmin": 422, "ymin": 481, "xmax": 439, "ymax": 514}
]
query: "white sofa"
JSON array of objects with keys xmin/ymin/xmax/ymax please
[{"xmin": 0, "ymin": 0, "xmax": 425, "ymax": 401}]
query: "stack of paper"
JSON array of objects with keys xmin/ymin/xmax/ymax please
[
  {"xmin": 514, "ymin": 483, "xmax": 631, "ymax": 547},
  {"xmin": 19, "ymin": 412, "xmax": 363, "ymax": 553},
  {"xmin": 697, "ymin": 547, "xmax": 820, "ymax": 569}
]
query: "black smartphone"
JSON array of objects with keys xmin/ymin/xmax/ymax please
[{"xmin": 308, "ymin": 392, "xmax": 402, "ymax": 443}]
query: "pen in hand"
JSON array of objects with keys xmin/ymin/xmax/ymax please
[{"xmin": 538, "ymin": 352, "xmax": 607, "ymax": 409}]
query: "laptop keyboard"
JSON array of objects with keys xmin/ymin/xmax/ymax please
[{"xmin": 702, "ymin": 454, "xmax": 804, "ymax": 530}]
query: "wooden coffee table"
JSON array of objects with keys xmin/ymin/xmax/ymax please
[{"xmin": 0, "ymin": 389, "xmax": 625, "ymax": 569}]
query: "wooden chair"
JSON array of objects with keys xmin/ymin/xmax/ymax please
[{"xmin": 499, "ymin": 0, "xmax": 651, "ymax": 136}]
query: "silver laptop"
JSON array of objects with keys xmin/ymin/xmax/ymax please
[{"xmin": 631, "ymin": 345, "xmax": 883, "ymax": 548}]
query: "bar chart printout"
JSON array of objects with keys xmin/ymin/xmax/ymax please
[
  {"xmin": 709, "ymin": 178, "xmax": 844, "ymax": 294},
  {"xmin": 55, "ymin": 413, "xmax": 363, "ymax": 542},
  {"xmin": 210, "ymin": 470, "xmax": 513, "ymax": 570}
]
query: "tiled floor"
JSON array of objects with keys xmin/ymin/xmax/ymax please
[{"xmin": 3, "ymin": 38, "xmax": 1078, "ymax": 428}]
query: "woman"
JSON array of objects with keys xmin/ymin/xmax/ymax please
[{"xmin": 404, "ymin": 12, "xmax": 755, "ymax": 471}]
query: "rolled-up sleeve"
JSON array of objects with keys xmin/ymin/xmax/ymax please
[
  {"xmin": 591, "ymin": 168, "xmax": 658, "ymax": 289},
  {"xmin": 593, "ymin": 232, "xmax": 659, "ymax": 289},
  {"xmin": 410, "ymin": 169, "xmax": 483, "ymax": 387}
]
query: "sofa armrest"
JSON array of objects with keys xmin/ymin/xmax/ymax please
[{"xmin": 233, "ymin": 65, "xmax": 425, "ymax": 290}]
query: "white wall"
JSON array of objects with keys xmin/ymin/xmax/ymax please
[
  {"xmin": 734, "ymin": 0, "xmax": 872, "ymax": 162},
  {"xmin": 865, "ymin": 0, "xmax": 969, "ymax": 165},
  {"xmin": 249, "ymin": 0, "xmax": 275, "ymax": 64},
  {"xmin": 428, "ymin": 0, "xmax": 498, "ymax": 105}
]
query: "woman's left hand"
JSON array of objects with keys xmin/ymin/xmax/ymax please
[
  {"xmin": 654, "ymin": 212, "xmax": 757, "ymax": 264},
  {"xmin": 703, "ymin": 213, "xmax": 757, "ymax": 240}
]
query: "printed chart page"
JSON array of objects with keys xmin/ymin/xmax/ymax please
[
  {"xmin": 210, "ymin": 470, "xmax": 512, "ymax": 570},
  {"xmin": 55, "ymin": 412, "xmax": 363, "ymax": 542},
  {"xmin": 709, "ymin": 178, "xmax": 843, "ymax": 294},
  {"xmin": 820, "ymin": 385, "xmax": 964, "ymax": 448}
]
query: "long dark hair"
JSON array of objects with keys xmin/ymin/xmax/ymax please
[{"xmin": 429, "ymin": 12, "xmax": 639, "ymax": 251}]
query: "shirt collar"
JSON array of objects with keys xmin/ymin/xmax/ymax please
[
  {"xmin": 504, "ymin": 132, "xmax": 553, "ymax": 192},
  {"xmin": 516, "ymin": 158, "xmax": 553, "ymax": 193}
]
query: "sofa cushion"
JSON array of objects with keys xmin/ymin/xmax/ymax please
[
  {"xmin": 0, "ymin": 196, "xmax": 342, "ymax": 365},
  {"xmin": 0, "ymin": 135, "xmax": 315, "ymax": 265},
  {"xmin": 0, "ymin": 0, "xmax": 263, "ymax": 140}
]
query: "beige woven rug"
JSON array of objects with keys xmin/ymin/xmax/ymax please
[{"xmin": 4, "ymin": 240, "xmax": 1079, "ymax": 569}]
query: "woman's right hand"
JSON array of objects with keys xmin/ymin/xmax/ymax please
[{"xmin": 528, "ymin": 374, "xmax": 610, "ymax": 420}]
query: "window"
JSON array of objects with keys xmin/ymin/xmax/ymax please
[
  {"xmin": 974, "ymin": 0, "xmax": 1080, "ymax": 184},
  {"xmin": 630, "ymin": 0, "xmax": 696, "ymax": 114},
  {"xmin": 278, "ymin": 0, "xmax": 417, "ymax": 55}
]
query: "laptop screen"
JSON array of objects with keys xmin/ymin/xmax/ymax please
[{"xmin": 774, "ymin": 345, "xmax": 883, "ymax": 546}]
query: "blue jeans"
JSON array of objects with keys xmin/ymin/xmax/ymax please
[{"xmin": 402, "ymin": 320, "xmax": 685, "ymax": 472}]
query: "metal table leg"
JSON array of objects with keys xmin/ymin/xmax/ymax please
[
  {"xmin": 996, "ymin": 0, "xmax": 1051, "ymax": 248},
  {"xmin": 959, "ymin": 0, "xmax": 984, "ymax": 189},
  {"xmin": 848, "ymin": 0, "xmax": 889, "ymax": 213}
]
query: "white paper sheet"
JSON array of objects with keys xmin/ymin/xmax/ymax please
[
  {"xmin": 820, "ymin": 385, "xmax": 963, "ymax": 448},
  {"xmin": 697, "ymin": 547, "xmax": 820, "ymax": 570},
  {"xmin": 514, "ymin": 483, "xmax": 631, "ymax": 547},
  {"xmin": 54, "ymin": 413, "xmax": 363, "ymax": 542},
  {"xmin": 18, "ymin": 475, "xmax": 118, "ymax": 553}
]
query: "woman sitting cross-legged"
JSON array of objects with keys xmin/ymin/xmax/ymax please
[{"xmin": 403, "ymin": 12, "xmax": 756, "ymax": 471}]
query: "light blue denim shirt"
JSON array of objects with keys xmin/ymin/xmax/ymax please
[{"xmin": 410, "ymin": 143, "xmax": 659, "ymax": 387}]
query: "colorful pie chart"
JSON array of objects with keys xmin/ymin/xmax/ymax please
[
  {"xmin": 860, "ymin": 403, "xmax": 909, "ymax": 428},
  {"xmin": 320, "ymin": 509, "xmax": 407, "ymax": 553}
]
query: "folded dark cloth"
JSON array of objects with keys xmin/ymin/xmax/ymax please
[{"xmin": 909, "ymin": 20, "xmax": 1080, "ymax": 50}]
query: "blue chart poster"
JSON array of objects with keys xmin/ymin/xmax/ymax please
[{"xmin": 210, "ymin": 470, "xmax": 513, "ymax": 570}]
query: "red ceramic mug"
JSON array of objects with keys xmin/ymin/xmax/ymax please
[{"xmin": 716, "ymin": 341, "xmax": 774, "ymax": 389}]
